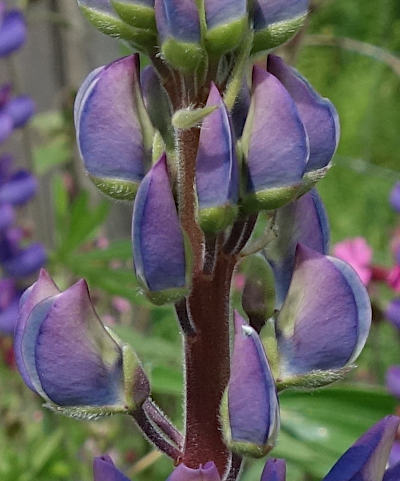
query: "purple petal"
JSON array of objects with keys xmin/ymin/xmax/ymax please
[
  {"xmin": 322, "ymin": 416, "xmax": 400, "ymax": 481},
  {"xmin": 3, "ymin": 242, "xmax": 47, "ymax": 278},
  {"xmin": 0, "ymin": 10, "xmax": 26, "ymax": 57},
  {"xmin": 93, "ymin": 455, "xmax": 131, "ymax": 481},
  {"xmin": 389, "ymin": 442, "xmax": 400, "ymax": 468},
  {"xmin": 0, "ymin": 170, "xmax": 37, "ymax": 205},
  {"xmin": 76, "ymin": 55, "xmax": 145, "ymax": 190},
  {"xmin": 384, "ymin": 462, "xmax": 400, "ymax": 481},
  {"xmin": 132, "ymin": 154, "xmax": 186, "ymax": 298},
  {"xmin": 155, "ymin": 0, "xmax": 200, "ymax": 43},
  {"xmin": 386, "ymin": 366, "xmax": 400, "ymax": 400},
  {"xmin": 253, "ymin": 0, "xmax": 308, "ymax": 31},
  {"xmin": 4, "ymin": 95, "xmax": 35, "ymax": 128},
  {"xmin": 244, "ymin": 67, "xmax": 308, "ymax": 207},
  {"xmin": 167, "ymin": 462, "xmax": 221, "ymax": 481},
  {"xmin": 390, "ymin": 183, "xmax": 400, "ymax": 213},
  {"xmin": 231, "ymin": 80, "xmax": 250, "ymax": 139},
  {"xmin": 264, "ymin": 189, "xmax": 330, "ymax": 307},
  {"xmin": 140, "ymin": 65, "xmax": 172, "ymax": 142},
  {"xmin": 14, "ymin": 269, "xmax": 60, "ymax": 392},
  {"xmin": 277, "ymin": 245, "xmax": 371, "ymax": 376},
  {"xmin": 0, "ymin": 112, "xmax": 13, "ymax": 142},
  {"xmin": 205, "ymin": 0, "xmax": 247, "ymax": 30},
  {"xmin": 385, "ymin": 299, "xmax": 400, "ymax": 330},
  {"xmin": 0, "ymin": 204, "xmax": 15, "ymax": 231},
  {"xmin": 261, "ymin": 459, "xmax": 286, "ymax": 481},
  {"xmin": 227, "ymin": 312, "xmax": 279, "ymax": 455},
  {"xmin": 196, "ymin": 83, "xmax": 239, "ymax": 209},
  {"xmin": 23, "ymin": 279, "xmax": 124, "ymax": 406},
  {"xmin": 268, "ymin": 55, "xmax": 340, "ymax": 172}
]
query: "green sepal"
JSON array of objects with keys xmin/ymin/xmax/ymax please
[
  {"xmin": 145, "ymin": 286, "xmax": 190, "ymax": 306},
  {"xmin": 276, "ymin": 366, "xmax": 355, "ymax": 392},
  {"xmin": 220, "ymin": 391, "xmax": 274, "ymax": 458},
  {"xmin": 121, "ymin": 344, "xmax": 150, "ymax": 410},
  {"xmin": 172, "ymin": 105, "xmax": 218, "ymax": 130},
  {"xmin": 111, "ymin": 0, "xmax": 156, "ymax": 30},
  {"xmin": 205, "ymin": 17, "xmax": 247, "ymax": 55},
  {"xmin": 89, "ymin": 175, "xmax": 140, "ymax": 201},
  {"xmin": 298, "ymin": 164, "xmax": 332, "ymax": 196},
  {"xmin": 241, "ymin": 184, "xmax": 302, "ymax": 212},
  {"xmin": 43, "ymin": 403, "xmax": 128, "ymax": 421},
  {"xmin": 199, "ymin": 204, "xmax": 238, "ymax": 234},
  {"xmin": 79, "ymin": 5, "xmax": 156, "ymax": 51},
  {"xmin": 260, "ymin": 318, "xmax": 280, "ymax": 378},
  {"xmin": 252, "ymin": 14, "xmax": 307, "ymax": 55},
  {"xmin": 161, "ymin": 38, "xmax": 206, "ymax": 73},
  {"xmin": 152, "ymin": 131, "xmax": 166, "ymax": 164}
]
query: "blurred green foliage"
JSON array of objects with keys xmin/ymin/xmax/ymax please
[{"xmin": 2, "ymin": 1, "xmax": 400, "ymax": 480}]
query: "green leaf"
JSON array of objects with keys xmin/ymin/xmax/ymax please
[{"xmin": 33, "ymin": 135, "xmax": 71, "ymax": 175}]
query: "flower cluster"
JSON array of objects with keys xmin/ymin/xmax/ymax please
[
  {"xmin": 0, "ymin": 4, "xmax": 46, "ymax": 337},
  {"xmin": 14, "ymin": 1, "xmax": 397, "ymax": 480}
]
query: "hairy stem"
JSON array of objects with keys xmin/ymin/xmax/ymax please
[
  {"xmin": 131, "ymin": 407, "xmax": 182, "ymax": 461},
  {"xmin": 183, "ymin": 250, "xmax": 235, "ymax": 475},
  {"xmin": 143, "ymin": 399, "xmax": 184, "ymax": 450}
]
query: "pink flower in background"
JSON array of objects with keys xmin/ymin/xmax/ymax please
[
  {"xmin": 388, "ymin": 266, "xmax": 400, "ymax": 293},
  {"xmin": 333, "ymin": 237, "xmax": 373, "ymax": 285}
]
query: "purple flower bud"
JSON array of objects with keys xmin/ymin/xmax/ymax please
[
  {"xmin": 0, "ymin": 8, "xmax": 26, "ymax": 57},
  {"xmin": 155, "ymin": 0, "xmax": 205, "ymax": 72},
  {"xmin": 252, "ymin": 0, "xmax": 308, "ymax": 53},
  {"xmin": 322, "ymin": 416, "xmax": 400, "ymax": 481},
  {"xmin": 386, "ymin": 366, "xmax": 400, "ymax": 400},
  {"xmin": 166, "ymin": 462, "xmax": 221, "ymax": 481},
  {"xmin": 242, "ymin": 66, "xmax": 308, "ymax": 211},
  {"xmin": 0, "ymin": 170, "xmax": 37, "ymax": 206},
  {"xmin": 276, "ymin": 245, "xmax": 371, "ymax": 376},
  {"xmin": 260, "ymin": 459, "xmax": 286, "ymax": 481},
  {"xmin": 264, "ymin": 189, "xmax": 329, "ymax": 307},
  {"xmin": 93, "ymin": 455, "xmax": 131, "ymax": 481},
  {"xmin": 268, "ymin": 55, "xmax": 340, "ymax": 173},
  {"xmin": 14, "ymin": 269, "xmax": 60, "ymax": 391},
  {"xmin": 390, "ymin": 182, "xmax": 400, "ymax": 213},
  {"xmin": 16, "ymin": 273, "xmax": 149, "ymax": 409},
  {"xmin": 204, "ymin": 0, "xmax": 247, "ymax": 54},
  {"xmin": 196, "ymin": 83, "xmax": 239, "ymax": 232},
  {"xmin": 132, "ymin": 154, "xmax": 188, "ymax": 305},
  {"xmin": 0, "ymin": 203, "xmax": 14, "ymax": 231},
  {"xmin": 75, "ymin": 55, "xmax": 147, "ymax": 200},
  {"xmin": 386, "ymin": 299, "xmax": 400, "ymax": 329},
  {"xmin": 3, "ymin": 95, "xmax": 35, "ymax": 128},
  {"xmin": 222, "ymin": 312, "xmax": 279, "ymax": 457}
]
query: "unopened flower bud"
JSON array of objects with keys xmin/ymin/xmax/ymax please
[
  {"xmin": 204, "ymin": 0, "xmax": 248, "ymax": 55},
  {"xmin": 111, "ymin": 0, "xmax": 156, "ymax": 30},
  {"xmin": 15, "ymin": 270, "xmax": 149, "ymax": 416},
  {"xmin": 276, "ymin": 244, "xmax": 371, "ymax": 379},
  {"xmin": 242, "ymin": 66, "xmax": 308, "ymax": 211},
  {"xmin": 222, "ymin": 312, "xmax": 279, "ymax": 458},
  {"xmin": 155, "ymin": 0, "xmax": 205, "ymax": 72},
  {"xmin": 267, "ymin": 55, "xmax": 340, "ymax": 180},
  {"xmin": 252, "ymin": 0, "xmax": 309, "ymax": 54},
  {"xmin": 260, "ymin": 459, "xmax": 286, "ymax": 481},
  {"xmin": 132, "ymin": 154, "xmax": 190, "ymax": 305},
  {"xmin": 75, "ymin": 55, "xmax": 151, "ymax": 200},
  {"xmin": 93, "ymin": 455, "xmax": 131, "ymax": 481},
  {"xmin": 196, "ymin": 83, "xmax": 239, "ymax": 233}
]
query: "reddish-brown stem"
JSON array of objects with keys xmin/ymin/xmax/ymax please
[{"xmin": 183, "ymin": 250, "xmax": 236, "ymax": 475}]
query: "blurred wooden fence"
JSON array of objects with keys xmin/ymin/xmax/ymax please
[{"xmin": 2, "ymin": 0, "xmax": 132, "ymax": 247}]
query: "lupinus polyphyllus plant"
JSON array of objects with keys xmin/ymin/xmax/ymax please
[
  {"xmin": 0, "ymin": 3, "xmax": 45, "ymax": 338},
  {"xmin": 15, "ymin": 1, "xmax": 400, "ymax": 480}
]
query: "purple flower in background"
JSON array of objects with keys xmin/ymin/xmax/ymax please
[
  {"xmin": 0, "ymin": 278, "xmax": 20, "ymax": 335},
  {"xmin": 0, "ymin": 85, "xmax": 34, "ymax": 143},
  {"xmin": 0, "ymin": 3, "xmax": 26, "ymax": 57}
]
